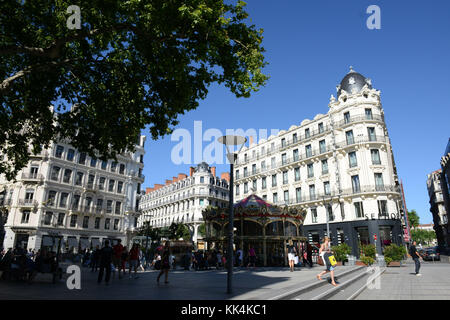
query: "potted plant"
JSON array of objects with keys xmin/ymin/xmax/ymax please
[
  {"xmin": 358, "ymin": 244, "xmax": 376, "ymax": 266},
  {"xmin": 383, "ymin": 244, "xmax": 406, "ymax": 267},
  {"xmin": 331, "ymin": 243, "xmax": 351, "ymax": 266}
]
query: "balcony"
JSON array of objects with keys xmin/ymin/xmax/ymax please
[
  {"xmin": 21, "ymin": 172, "xmax": 44, "ymax": 182},
  {"xmin": 18, "ymin": 199, "xmax": 39, "ymax": 207},
  {"xmin": 335, "ymin": 135, "xmax": 388, "ymax": 149},
  {"xmin": 335, "ymin": 114, "xmax": 384, "ymax": 129}
]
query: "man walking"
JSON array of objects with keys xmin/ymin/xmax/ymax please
[
  {"xmin": 409, "ymin": 241, "xmax": 422, "ymax": 276},
  {"xmin": 112, "ymin": 239, "xmax": 124, "ymax": 279},
  {"xmin": 98, "ymin": 240, "xmax": 114, "ymax": 285}
]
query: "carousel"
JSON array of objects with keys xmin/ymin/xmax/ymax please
[{"xmin": 202, "ymin": 194, "xmax": 307, "ymax": 266}]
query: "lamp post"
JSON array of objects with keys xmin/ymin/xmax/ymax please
[
  {"xmin": 322, "ymin": 195, "xmax": 330, "ymax": 239},
  {"xmin": 218, "ymin": 135, "xmax": 247, "ymax": 294}
]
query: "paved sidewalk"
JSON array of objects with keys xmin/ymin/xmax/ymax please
[
  {"xmin": 356, "ymin": 260, "xmax": 450, "ymax": 300},
  {"xmin": 0, "ymin": 264, "xmax": 355, "ymax": 300}
]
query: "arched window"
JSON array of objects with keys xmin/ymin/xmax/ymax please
[
  {"xmin": 266, "ymin": 221, "xmax": 284, "ymax": 236},
  {"xmin": 242, "ymin": 220, "xmax": 263, "ymax": 236},
  {"xmin": 285, "ymin": 221, "xmax": 297, "ymax": 237}
]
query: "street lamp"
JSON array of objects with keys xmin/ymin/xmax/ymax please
[
  {"xmin": 218, "ymin": 135, "xmax": 247, "ymax": 294},
  {"xmin": 322, "ymin": 195, "xmax": 330, "ymax": 239}
]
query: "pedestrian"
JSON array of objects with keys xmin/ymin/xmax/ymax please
[
  {"xmin": 138, "ymin": 245, "xmax": 146, "ymax": 272},
  {"xmin": 121, "ymin": 246, "xmax": 129, "ymax": 275},
  {"xmin": 316, "ymin": 236, "xmax": 338, "ymax": 287},
  {"xmin": 247, "ymin": 245, "xmax": 256, "ymax": 268},
  {"xmin": 91, "ymin": 245, "xmax": 100, "ymax": 272},
  {"xmin": 98, "ymin": 240, "xmax": 114, "ymax": 285},
  {"xmin": 157, "ymin": 242, "xmax": 171, "ymax": 284},
  {"xmin": 286, "ymin": 239, "xmax": 297, "ymax": 272},
  {"xmin": 236, "ymin": 247, "xmax": 243, "ymax": 267},
  {"xmin": 112, "ymin": 239, "xmax": 124, "ymax": 279},
  {"xmin": 306, "ymin": 241, "xmax": 313, "ymax": 268},
  {"xmin": 409, "ymin": 241, "xmax": 422, "ymax": 276},
  {"xmin": 128, "ymin": 244, "xmax": 140, "ymax": 279}
]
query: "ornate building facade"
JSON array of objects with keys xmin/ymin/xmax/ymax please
[
  {"xmin": 0, "ymin": 136, "xmax": 145, "ymax": 251},
  {"xmin": 233, "ymin": 68, "xmax": 406, "ymax": 257},
  {"xmin": 426, "ymin": 169, "xmax": 448, "ymax": 250},
  {"xmin": 139, "ymin": 162, "xmax": 230, "ymax": 244}
]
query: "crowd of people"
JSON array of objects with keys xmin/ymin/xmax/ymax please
[{"xmin": 0, "ymin": 246, "xmax": 61, "ymax": 282}]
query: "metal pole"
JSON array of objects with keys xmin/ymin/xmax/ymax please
[{"xmin": 227, "ymin": 161, "xmax": 234, "ymax": 294}]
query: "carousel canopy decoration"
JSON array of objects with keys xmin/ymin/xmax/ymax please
[{"xmin": 202, "ymin": 194, "xmax": 307, "ymax": 223}]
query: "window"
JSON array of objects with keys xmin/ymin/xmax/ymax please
[
  {"xmin": 309, "ymin": 185, "xmax": 316, "ymax": 200},
  {"xmin": 319, "ymin": 140, "xmax": 326, "ymax": 153},
  {"xmin": 378, "ymin": 200, "xmax": 388, "ymax": 217},
  {"xmin": 106, "ymin": 200, "xmax": 113, "ymax": 213},
  {"xmin": 252, "ymin": 164, "xmax": 256, "ymax": 175},
  {"xmin": 375, "ymin": 173, "xmax": 384, "ymax": 191},
  {"xmin": 284, "ymin": 190, "xmax": 289, "ymax": 204},
  {"xmin": 115, "ymin": 201, "xmax": 121, "ymax": 215},
  {"xmin": 78, "ymin": 152, "xmax": 86, "ymax": 165},
  {"xmin": 324, "ymin": 181, "xmax": 331, "ymax": 195},
  {"xmin": 307, "ymin": 163, "xmax": 314, "ymax": 178},
  {"xmin": 344, "ymin": 112, "xmax": 350, "ymax": 124},
  {"xmin": 272, "ymin": 174, "xmax": 277, "ymax": 187},
  {"xmin": 346, "ymin": 130, "xmax": 354, "ymax": 145},
  {"xmin": 111, "ymin": 162, "xmax": 117, "ymax": 172},
  {"xmin": 318, "ymin": 122, "xmax": 324, "ymax": 133},
  {"xmin": 327, "ymin": 205, "xmax": 334, "ymax": 221},
  {"xmin": 85, "ymin": 197, "xmax": 92, "ymax": 211},
  {"xmin": 244, "ymin": 154, "xmax": 248, "ymax": 162},
  {"xmin": 70, "ymin": 215, "xmax": 78, "ymax": 227},
  {"xmin": 117, "ymin": 181, "xmax": 123, "ymax": 193},
  {"xmin": 67, "ymin": 149, "xmax": 75, "ymax": 162},
  {"xmin": 75, "ymin": 172, "xmax": 84, "ymax": 186},
  {"xmin": 119, "ymin": 164, "xmax": 125, "ymax": 174},
  {"xmin": 25, "ymin": 190, "xmax": 34, "ymax": 204},
  {"xmin": 262, "ymin": 177, "xmax": 267, "ymax": 189},
  {"xmin": 311, "ymin": 208, "xmax": 318, "ymax": 223},
  {"xmin": 90, "ymin": 157, "xmax": 97, "ymax": 168},
  {"xmin": 351, "ymin": 175, "xmax": 361, "ymax": 193},
  {"xmin": 87, "ymin": 174, "xmax": 95, "ymax": 189},
  {"xmin": 271, "ymin": 157, "xmax": 276, "ymax": 169},
  {"xmin": 114, "ymin": 219, "xmax": 119, "ymax": 231},
  {"xmin": 281, "ymin": 138, "xmax": 286, "ymax": 147},
  {"xmin": 51, "ymin": 166, "xmax": 60, "ymax": 181},
  {"xmin": 59, "ymin": 193, "xmax": 68, "ymax": 208},
  {"xmin": 63, "ymin": 169, "xmax": 72, "ymax": 183},
  {"xmin": 252, "ymin": 179, "xmax": 257, "ymax": 191},
  {"xmin": 30, "ymin": 166, "xmax": 39, "ymax": 179},
  {"xmin": 236, "ymin": 185, "xmax": 240, "ymax": 195},
  {"xmin": 108, "ymin": 180, "xmax": 115, "ymax": 192},
  {"xmin": 262, "ymin": 195, "xmax": 267, "ymax": 200},
  {"xmin": 44, "ymin": 212, "xmax": 53, "ymax": 225},
  {"xmin": 98, "ymin": 177, "xmax": 106, "ymax": 190},
  {"xmin": 105, "ymin": 218, "xmax": 111, "ymax": 230},
  {"xmin": 96, "ymin": 199, "xmax": 103, "ymax": 212},
  {"xmin": 321, "ymin": 159, "xmax": 328, "ymax": 174},
  {"xmin": 55, "ymin": 145, "xmax": 64, "ymax": 158},
  {"xmin": 282, "ymin": 153, "xmax": 287, "ymax": 165},
  {"xmin": 348, "ymin": 151, "xmax": 358, "ymax": 168},
  {"xmin": 371, "ymin": 149, "xmax": 381, "ymax": 165},
  {"xmin": 271, "ymin": 143, "xmax": 275, "ymax": 151},
  {"xmin": 199, "ymin": 199, "xmax": 204, "ymax": 206},
  {"xmin": 305, "ymin": 128, "xmax": 310, "ymax": 139},
  {"xmin": 365, "ymin": 108, "xmax": 373, "ymax": 120},
  {"xmin": 368, "ymin": 127, "xmax": 376, "ymax": 141},
  {"xmin": 21, "ymin": 210, "xmax": 31, "ymax": 224},
  {"xmin": 83, "ymin": 216, "xmax": 89, "ymax": 228},
  {"xmin": 281, "ymin": 171, "xmax": 288, "ymax": 185},
  {"xmin": 354, "ymin": 202, "xmax": 364, "ymax": 218},
  {"xmin": 236, "ymin": 170, "xmax": 240, "ymax": 179},
  {"xmin": 47, "ymin": 190, "xmax": 57, "ymax": 206},
  {"xmin": 243, "ymin": 168, "xmax": 247, "ymax": 178},
  {"xmin": 94, "ymin": 218, "xmax": 100, "ymax": 229},
  {"xmin": 57, "ymin": 213, "xmax": 65, "ymax": 226},
  {"xmin": 101, "ymin": 160, "xmax": 107, "ymax": 170},
  {"xmin": 261, "ymin": 161, "xmax": 266, "ymax": 170},
  {"xmin": 72, "ymin": 195, "xmax": 80, "ymax": 210},
  {"xmin": 305, "ymin": 144, "xmax": 312, "ymax": 157},
  {"xmin": 244, "ymin": 182, "xmax": 248, "ymax": 194},
  {"xmin": 293, "ymin": 133, "xmax": 298, "ymax": 143},
  {"xmin": 296, "ymin": 187, "xmax": 301, "ymax": 203},
  {"xmin": 294, "ymin": 167, "xmax": 300, "ymax": 181},
  {"xmin": 273, "ymin": 193, "xmax": 278, "ymax": 204}
]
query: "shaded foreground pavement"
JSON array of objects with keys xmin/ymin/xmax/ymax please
[{"xmin": 0, "ymin": 264, "xmax": 352, "ymax": 300}]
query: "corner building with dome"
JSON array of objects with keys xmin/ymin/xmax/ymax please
[{"xmin": 233, "ymin": 67, "xmax": 407, "ymax": 258}]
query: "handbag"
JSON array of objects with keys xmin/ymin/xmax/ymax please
[
  {"xmin": 294, "ymin": 256, "xmax": 299, "ymax": 264},
  {"xmin": 328, "ymin": 255, "xmax": 337, "ymax": 267},
  {"xmin": 154, "ymin": 260, "xmax": 161, "ymax": 270}
]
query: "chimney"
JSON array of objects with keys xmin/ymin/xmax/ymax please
[
  {"xmin": 165, "ymin": 179, "xmax": 172, "ymax": 185},
  {"xmin": 178, "ymin": 173, "xmax": 187, "ymax": 180},
  {"xmin": 249, "ymin": 136, "xmax": 254, "ymax": 146},
  {"xmin": 189, "ymin": 167, "xmax": 195, "ymax": 176},
  {"xmin": 172, "ymin": 176, "xmax": 178, "ymax": 182},
  {"xmin": 221, "ymin": 172, "xmax": 230, "ymax": 182},
  {"xmin": 145, "ymin": 187, "xmax": 154, "ymax": 194},
  {"xmin": 211, "ymin": 166, "xmax": 216, "ymax": 177},
  {"xmin": 154, "ymin": 184, "xmax": 163, "ymax": 190}
]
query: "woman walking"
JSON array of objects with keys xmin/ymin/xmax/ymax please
[
  {"xmin": 157, "ymin": 242, "xmax": 170, "ymax": 284},
  {"xmin": 286, "ymin": 239, "xmax": 297, "ymax": 272},
  {"xmin": 316, "ymin": 236, "xmax": 338, "ymax": 287}
]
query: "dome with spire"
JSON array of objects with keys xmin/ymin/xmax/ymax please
[{"xmin": 337, "ymin": 66, "xmax": 372, "ymax": 98}]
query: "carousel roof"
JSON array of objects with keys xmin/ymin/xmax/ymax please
[{"xmin": 233, "ymin": 194, "xmax": 273, "ymax": 209}]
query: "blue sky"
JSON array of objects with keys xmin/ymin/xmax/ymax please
[{"xmin": 142, "ymin": 0, "xmax": 450, "ymax": 224}]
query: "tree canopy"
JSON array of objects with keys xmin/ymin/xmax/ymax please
[
  {"xmin": 0, "ymin": 0, "xmax": 268, "ymax": 180},
  {"xmin": 407, "ymin": 210, "xmax": 420, "ymax": 229}
]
